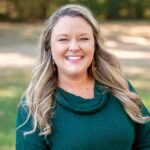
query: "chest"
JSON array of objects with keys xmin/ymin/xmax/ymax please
[{"xmin": 48, "ymin": 98, "xmax": 135, "ymax": 150}]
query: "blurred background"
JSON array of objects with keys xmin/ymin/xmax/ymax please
[{"xmin": 0, "ymin": 0, "xmax": 150, "ymax": 149}]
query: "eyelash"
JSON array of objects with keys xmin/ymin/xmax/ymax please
[
  {"xmin": 58, "ymin": 39, "xmax": 68, "ymax": 41},
  {"xmin": 80, "ymin": 38, "xmax": 89, "ymax": 41},
  {"xmin": 58, "ymin": 38, "xmax": 89, "ymax": 42}
]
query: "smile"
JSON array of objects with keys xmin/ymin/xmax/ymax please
[{"xmin": 66, "ymin": 56, "xmax": 83, "ymax": 60}]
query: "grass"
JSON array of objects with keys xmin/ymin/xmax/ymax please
[
  {"xmin": 125, "ymin": 71, "xmax": 150, "ymax": 109},
  {"xmin": 0, "ymin": 68, "xmax": 30, "ymax": 150},
  {"xmin": 0, "ymin": 68, "xmax": 149, "ymax": 150},
  {"xmin": 138, "ymin": 91, "xmax": 150, "ymax": 109}
]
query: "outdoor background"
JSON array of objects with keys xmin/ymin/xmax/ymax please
[{"xmin": 0, "ymin": 0, "xmax": 150, "ymax": 150}]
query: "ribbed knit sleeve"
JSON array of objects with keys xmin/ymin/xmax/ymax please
[
  {"xmin": 16, "ymin": 96, "xmax": 50, "ymax": 150},
  {"xmin": 128, "ymin": 81, "xmax": 150, "ymax": 149}
]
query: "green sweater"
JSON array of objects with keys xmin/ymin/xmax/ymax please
[{"xmin": 16, "ymin": 81, "xmax": 150, "ymax": 150}]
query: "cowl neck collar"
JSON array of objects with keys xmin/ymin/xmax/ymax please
[{"xmin": 55, "ymin": 80, "xmax": 110, "ymax": 114}]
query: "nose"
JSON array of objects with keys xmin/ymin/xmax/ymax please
[{"xmin": 68, "ymin": 40, "xmax": 80, "ymax": 51}]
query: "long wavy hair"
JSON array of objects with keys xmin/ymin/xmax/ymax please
[{"xmin": 20, "ymin": 4, "xmax": 149, "ymax": 137}]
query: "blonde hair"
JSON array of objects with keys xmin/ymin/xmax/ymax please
[{"xmin": 20, "ymin": 4, "xmax": 149, "ymax": 137}]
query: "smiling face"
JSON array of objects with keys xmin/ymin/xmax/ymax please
[{"xmin": 50, "ymin": 16, "xmax": 95, "ymax": 80}]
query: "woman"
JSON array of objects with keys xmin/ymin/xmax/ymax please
[{"xmin": 16, "ymin": 4, "xmax": 150, "ymax": 150}]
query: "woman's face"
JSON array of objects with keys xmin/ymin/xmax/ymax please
[{"xmin": 50, "ymin": 16, "xmax": 95, "ymax": 79}]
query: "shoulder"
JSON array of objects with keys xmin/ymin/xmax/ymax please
[
  {"xmin": 16, "ymin": 95, "xmax": 50, "ymax": 149},
  {"xmin": 16, "ymin": 95, "xmax": 32, "ymax": 130},
  {"xmin": 127, "ymin": 80, "xmax": 137, "ymax": 93}
]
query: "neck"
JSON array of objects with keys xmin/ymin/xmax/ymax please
[
  {"xmin": 58, "ymin": 73, "xmax": 94, "ymax": 92},
  {"xmin": 58, "ymin": 74, "xmax": 91, "ymax": 87}
]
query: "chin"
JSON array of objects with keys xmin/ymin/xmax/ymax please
[{"xmin": 67, "ymin": 69, "xmax": 87, "ymax": 77}]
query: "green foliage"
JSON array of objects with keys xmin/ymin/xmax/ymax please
[
  {"xmin": 0, "ymin": 0, "xmax": 149, "ymax": 21},
  {"xmin": 2, "ymin": 0, "xmax": 51, "ymax": 21},
  {"xmin": 46, "ymin": 0, "xmax": 150, "ymax": 20}
]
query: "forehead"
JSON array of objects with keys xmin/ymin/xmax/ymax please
[{"xmin": 52, "ymin": 16, "xmax": 93, "ymax": 36}]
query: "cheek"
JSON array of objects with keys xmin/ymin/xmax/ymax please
[
  {"xmin": 51, "ymin": 47, "xmax": 59, "ymax": 63},
  {"xmin": 51, "ymin": 43, "xmax": 61, "ymax": 56},
  {"xmin": 51, "ymin": 44, "xmax": 66, "ymax": 64},
  {"xmin": 84, "ymin": 43, "xmax": 95, "ymax": 56},
  {"xmin": 87, "ymin": 43, "xmax": 95, "ymax": 63}
]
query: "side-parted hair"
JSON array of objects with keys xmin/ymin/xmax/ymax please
[{"xmin": 18, "ymin": 4, "xmax": 150, "ymax": 137}]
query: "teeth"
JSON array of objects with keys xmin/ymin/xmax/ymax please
[{"xmin": 66, "ymin": 56, "xmax": 82, "ymax": 60}]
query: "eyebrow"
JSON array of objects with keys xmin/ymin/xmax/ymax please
[
  {"xmin": 56, "ymin": 34, "xmax": 68, "ymax": 37},
  {"xmin": 56, "ymin": 33, "xmax": 90, "ymax": 37},
  {"xmin": 80, "ymin": 33, "xmax": 90, "ymax": 36}
]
